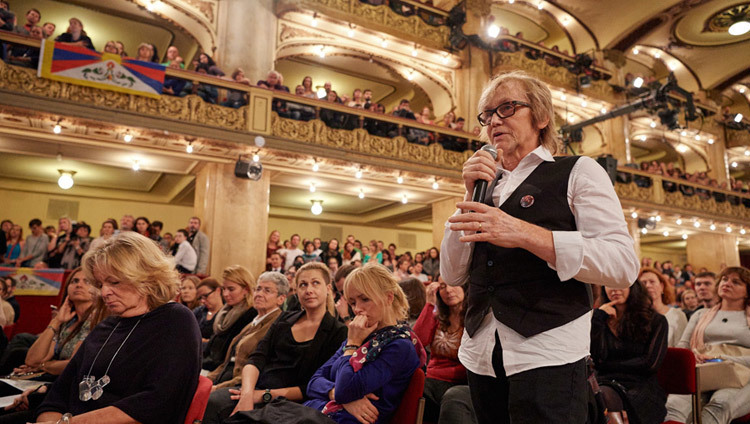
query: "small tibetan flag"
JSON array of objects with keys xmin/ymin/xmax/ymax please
[{"xmin": 38, "ymin": 39, "xmax": 166, "ymax": 98}]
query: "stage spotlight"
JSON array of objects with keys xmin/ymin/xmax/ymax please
[{"xmin": 234, "ymin": 156, "xmax": 263, "ymax": 181}]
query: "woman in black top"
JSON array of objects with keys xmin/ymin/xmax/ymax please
[
  {"xmin": 202, "ymin": 262, "xmax": 346, "ymax": 424},
  {"xmin": 591, "ymin": 280, "xmax": 668, "ymax": 424},
  {"xmin": 202, "ymin": 265, "xmax": 257, "ymax": 371},
  {"xmin": 35, "ymin": 232, "xmax": 201, "ymax": 424},
  {"xmin": 54, "ymin": 18, "xmax": 94, "ymax": 51}
]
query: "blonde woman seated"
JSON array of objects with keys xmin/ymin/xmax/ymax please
[
  {"xmin": 207, "ymin": 272, "xmax": 287, "ymax": 389},
  {"xmin": 32, "ymin": 231, "xmax": 202, "ymax": 424},
  {"xmin": 665, "ymin": 266, "xmax": 750, "ymax": 424},
  {"xmin": 305, "ymin": 263, "xmax": 426, "ymax": 424}
]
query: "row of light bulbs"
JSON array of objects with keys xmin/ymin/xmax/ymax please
[
  {"xmin": 309, "ymin": 160, "xmax": 441, "ymax": 189},
  {"xmin": 631, "ymin": 212, "xmax": 747, "ymax": 235}
]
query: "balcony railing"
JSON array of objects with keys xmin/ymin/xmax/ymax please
[
  {"xmin": 615, "ymin": 167, "xmax": 750, "ymax": 223},
  {"xmin": 276, "ymin": 0, "xmax": 451, "ymax": 49},
  {"xmin": 0, "ymin": 32, "xmax": 477, "ymax": 172}
]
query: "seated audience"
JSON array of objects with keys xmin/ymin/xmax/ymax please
[
  {"xmin": 54, "ymin": 18, "xmax": 94, "ymax": 50},
  {"xmin": 7, "ymin": 26, "xmax": 42, "ymax": 68},
  {"xmin": 3, "ymin": 276, "xmax": 19, "ymax": 323},
  {"xmin": 332, "ymin": 265, "xmax": 357, "ymax": 323},
  {"xmin": 180, "ymin": 275, "xmax": 201, "ymax": 310},
  {"xmin": 591, "ymin": 280, "xmax": 668, "ymax": 424},
  {"xmin": 287, "ymin": 85, "xmax": 317, "ymax": 121},
  {"xmin": 414, "ymin": 280, "xmax": 475, "ymax": 424},
  {"xmin": 33, "ymin": 231, "xmax": 201, "ymax": 423},
  {"xmin": 681, "ymin": 289, "xmax": 700, "ymax": 320},
  {"xmin": 203, "ymin": 265, "xmax": 258, "ymax": 371},
  {"xmin": 399, "ymin": 277, "xmax": 426, "ymax": 327},
  {"xmin": 202, "ymin": 262, "xmax": 346, "ymax": 424},
  {"xmin": 0, "ymin": 277, "xmax": 15, "ymax": 326},
  {"xmin": 206, "ymin": 271, "xmax": 287, "ymax": 389},
  {"xmin": 194, "ymin": 277, "xmax": 224, "ymax": 343},
  {"xmin": 665, "ymin": 266, "xmax": 750, "ymax": 424},
  {"xmin": 89, "ymin": 219, "xmax": 117, "ymax": 251},
  {"xmin": 320, "ymin": 90, "xmax": 346, "ymax": 129},
  {"xmin": 134, "ymin": 217, "xmax": 157, "ymax": 241},
  {"xmin": 173, "ymin": 229, "xmax": 198, "ymax": 274},
  {"xmin": 320, "ymin": 239, "xmax": 342, "ymax": 267},
  {"xmin": 223, "ymin": 68, "xmax": 251, "ymax": 108},
  {"xmin": 189, "ymin": 64, "xmax": 220, "ymax": 103},
  {"xmin": 640, "ymin": 267, "xmax": 687, "ymax": 346},
  {"xmin": 301, "ymin": 241, "xmax": 321, "ymax": 264},
  {"xmin": 341, "ymin": 242, "xmax": 361, "ymax": 267},
  {"xmin": 394, "ymin": 256, "xmax": 411, "ymax": 281},
  {"xmin": 195, "ymin": 52, "xmax": 224, "ymax": 76},
  {"xmin": 15, "ymin": 219, "xmax": 49, "ymax": 267},
  {"xmin": 422, "ymin": 247, "xmax": 440, "ymax": 279},
  {"xmin": 305, "ymin": 263, "xmax": 425, "ymax": 424}
]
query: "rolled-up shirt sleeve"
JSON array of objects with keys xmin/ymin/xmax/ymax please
[
  {"xmin": 440, "ymin": 210, "xmax": 473, "ymax": 287},
  {"xmin": 550, "ymin": 156, "xmax": 639, "ymax": 288}
]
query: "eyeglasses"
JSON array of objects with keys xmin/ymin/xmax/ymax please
[
  {"xmin": 254, "ymin": 286, "xmax": 278, "ymax": 295},
  {"xmin": 197, "ymin": 289, "xmax": 217, "ymax": 301},
  {"xmin": 477, "ymin": 101, "xmax": 531, "ymax": 126}
]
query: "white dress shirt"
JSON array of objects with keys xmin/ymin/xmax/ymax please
[
  {"xmin": 174, "ymin": 240, "xmax": 198, "ymax": 272},
  {"xmin": 440, "ymin": 145, "xmax": 639, "ymax": 377}
]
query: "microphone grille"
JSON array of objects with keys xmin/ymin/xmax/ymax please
[{"xmin": 480, "ymin": 144, "xmax": 498, "ymax": 160}]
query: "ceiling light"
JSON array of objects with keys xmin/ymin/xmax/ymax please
[
  {"xmin": 741, "ymin": 228, "xmax": 747, "ymax": 235},
  {"xmin": 676, "ymin": 144, "xmax": 688, "ymax": 153},
  {"xmin": 601, "ymin": 107, "xmax": 607, "ymax": 114},
  {"xmin": 132, "ymin": 160, "xmax": 140, "ymax": 171},
  {"xmin": 726, "ymin": 226, "xmax": 733, "ymax": 233},
  {"xmin": 401, "ymin": 194, "xmax": 408, "ymax": 204},
  {"xmin": 53, "ymin": 124, "xmax": 62, "ymax": 134},
  {"xmin": 676, "ymin": 218, "xmax": 682, "ymax": 225},
  {"xmin": 358, "ymin": 188, "xmax": 365, "ymax": 199},
  {"xmin": 397, "ymin": 175, "xmax": 404, "ymax": 184},
  {"xmin": 347, "ymin": 24, "xmax": 355, "ymax": 38},
  {"xmin": 123, "ymin": 131, "xmax": 133, "ymax": 143},
  {"xmin": 508, "ymin": 0, "xmax": 514, "ymax": 3},
  {"xmin": 537, "ymin": 2, "xmax": 543, "ymax": 9},
  {"xmin": 560, "ymin": 93, "xmax": 567, "ymax": 101},
  {"xmin": 581, "ymin": 100, "xmax": 587, "ymax": 108},
  {"xmin": 311, "ymin": 13, "xmax": 318, "ymax": 27},
  {"xmin": 633, "ymin": 77, "xmax": 644, "ymax": 88},
  {"xmin": 487, "ymin": 23, "xmax": 500, "ymax": 38},
  {"xmin": 680, "ymin": 130, "xmax": 687, "ymax": 136},
  {"xmin": 641, "ymin": 228, "xmax": 648, "ymax": 234},
  {"xmin": 708, "ymin": 138, "xmax": 714, "ymax": 145},
  {"xmin": 732, "ymin": 161, "xmax": 738, "ymax": 168},
  {"xmin": 734, "ymin": 113, "xmax": 744, "ymax": 123},
  {"xmin": 252, "ymin": 153, "xmax": 260, "ymax": 162},
  {"xmin": 309, "ymin": 182, "xmax": 316, "ymax": 193},
  {"xmin": 655, "ymin": 215, "xmax": 661, "ymax": 222},
  {"xmin": 745, "ymin": 150, "xmax": 750, "ymax": 156},
  {"xmin": 653, "ymin": 52, "xmax": 661, "ymax": 59},
  {"xmin": 411, "ymin": 45, "xmax": 418, "ymax": 57},
  {"xmin": 381, "ymin": 38, "xmax": 388, "ymax": 48},
  {"xmin": 639, "ymin": 135, "xmax": 647, "ymax": 141},
  {"xmin": 310, "ymin": 200, "xmax": 323, "ymax": 215},
  {"xmin": 355, "ymin": 168, "xmax": 363, "ymax": 179},
  {"xmin": 432, "ymin": 180, "xmax": 439, "ymax": 190},
  {"xmin": 441, "ymin": 54, "xmax": 450, "ymax": 65},
  {"xmin": 186, "ymin": 142, "xmax": 193, "ymax": 153},
  {"xmin": 740, "ymin": 87, "xmax": 747, "ymax": 94},
  {"xmin": 693, "ymin": 221, "xmax": 701, "ymax": 228},
  {"xmin": 146, "ymin": 0, "xmax": 159, "ymax": 12},
  {"xmin": 631, "ymin": 211, "xmax": 638, "ymax": 219},
  {"xmin": 561, "ymin": 17, "xmax": 570, "ymax": 27},
  {"xmin": 650, "ymin": 120, "xmax": 657, "ymax": 128},
  {"xmin": 668, "ymin": 61, "xmax": 678, "ymax": 71},
  {"xmin": 682, "ymin": 234, "xmax": 688, "ymax": 240},
  {"xmin": 317, "ymin": 45, "xmax": 326, "ymax": 58},
  {"xmin": 663, "ymin": 231, "xmax": 669, "ymax": 237},
  {"xmin": 710, "ymin": 223, "xmax": 716, "ymax": 231},
  {"xmin": 728, "ymin": 20, "xmax": 750, "ymax": 36},
  {"xmin": 694, "ymin": 134, "xmax": 701, "ymax": 141},
  {"xmin": 406, "ymin": 70, "xmax": 415, "ymax": 81},
  {"xmin": 312, "ymin": 161, "xmax": 319, "ymax": 172},
  {"xmin": 632, "ymin": 48, "xmax": 639, "ymax": 55},
  {"xmin": 57, "ymin": 170, "xmax": 75, "ymax": 190}
]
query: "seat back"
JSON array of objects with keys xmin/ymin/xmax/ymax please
[
  {"xmin": 658, "ymin": 347, "xmax": 696, "ymax": 394},
  {"xmin": 3, "ymin": 323, "xmax": 15, "ymax": 340},
  {"xmin": 184, "ymin": 375, "xmax": 213, "ymax": 424},
  {"xmin": 390, "ymin": 368, "xmax": 426, "ymax": 424}
]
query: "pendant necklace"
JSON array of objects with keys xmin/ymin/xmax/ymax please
[{"xmin": 79, "ymin": 317, "xmax": 143, "ymax": 401}]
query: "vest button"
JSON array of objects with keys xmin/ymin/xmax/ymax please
[
  {"xmin": 487, "ymin": 260, "xmax": 494, "ymax": 266},
  {"xmin": 487, "ymin": 286, "xmax": 495, "ymax": 292}
]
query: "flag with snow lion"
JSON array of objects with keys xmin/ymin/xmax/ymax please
[{"xmin": 37, "ymin": 40, "xmax": 165, "ymax": 98}]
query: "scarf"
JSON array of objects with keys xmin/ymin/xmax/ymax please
[
  {"xmin": 690, "ymin": 304, "xmax": 750, "ymax": 351},
  {"xmin": 322, "ymin": 323, "xmax": 426, "ymax": 416},
  {"xmin": 213, "ymin": 302, "xmax": 250, "ymax": 334}
]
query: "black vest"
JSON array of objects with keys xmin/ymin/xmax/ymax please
[{"xmin": 466, "ymin": 156, "xmax": 592, "ymax": 338}]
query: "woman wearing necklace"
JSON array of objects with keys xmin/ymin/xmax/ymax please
[
  {"xmin": 304, "ymin": 263, "xmax": 425, "ymax": 424},
  {"xmin": 665, "ymin": 266, "xmax": 750, "ymax": 424},
  {"xmin": 32, "ymin": 231, "xmax": 201, "ymax": 424},
  {"xmin": 202, "ymin": 265, "xmax": 257, "ymax": 371}
]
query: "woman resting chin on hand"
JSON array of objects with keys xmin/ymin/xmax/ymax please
[{"xmin": 304, "ymin": 263, "xmax": 426, "ymax": 424}]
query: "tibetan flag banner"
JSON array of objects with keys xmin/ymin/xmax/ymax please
[
  {"xmin": 0, "ymin": 267, "xmax": 64, "ymax": 296},
  {"xmin": 37, "ymin": 39, "xmax": 165, "ymax": 98}
]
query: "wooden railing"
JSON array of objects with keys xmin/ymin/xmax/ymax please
[{"xmin": 614, "ymin": 167, "xmax": 750, "ymax": 222}]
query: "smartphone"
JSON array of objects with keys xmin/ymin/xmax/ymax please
[
  {"xmin": 50, "ymin": 305, "xmax": 58, "ymax": 311},
  {"xmin": 705, "ymin": 358, "xmax": 723, "ymax": 363}
]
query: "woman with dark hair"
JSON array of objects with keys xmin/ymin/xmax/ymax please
[
  {"xmin": 54, "ymin": 17, "xmax": 94, "ymax": 50},
  {"xmin": 422, "ymin": 247, "xmax": 440, "ymax": 279},
  {"xmin": 59, "ymin": 223, "xmax": 92, "ymax": 270},
  {"xmin": 302, "ymin": 241, "xmax": 321, "ymax": 264},
  {"xmin": 320, "ymin": 239, "xmax": 342, "ymax": 267},
  {"xmin": 197, "ymin": 52, "xmax": 225, "ymax": 76},
  {"xmin": 398, "ymin": 277, "xmax": 426, "ymax": 327},
  {"xmin": 591, "ymin": 280, "xmax": 668, "ymax": 424},
  {"xmin": 301, "ymin": 76, "xmax": 315, "ymax": 98},
  {"xmin": 666, "ymin": 266, "xmax": 750, "ymax": 424},
  {"xmin": 89, "ymin": 219, "xmax": 117, "ymax": 251},
  {"xmin": 194, "ymin": 278, "xmax": 224, "ymax": 342},
  {"xmin": 1, "ymin": 224, "xmax": 23, "ymax": 265},
  {"xmin": 341, "ymin": 242, "xmax": 361, "ymax": 267},
  {"xmin": 639, "ymin": 266, "xmax": 687, "ymax": 346},
  {"xmin": 134, "ymin": 217, "xmax": 156, "ymax": 241},
  {"xmin": 414, "ymin": 278, "xmax": 476, "ymax": 424}
]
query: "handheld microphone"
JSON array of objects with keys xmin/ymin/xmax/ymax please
[{"xmin": 471, "ymin": 144, "xmax": 498, "ymax": 203}]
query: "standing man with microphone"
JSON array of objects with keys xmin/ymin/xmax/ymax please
[{"xmin": 440, "ymin": 70, "xmax": 639, "ymax": 423}]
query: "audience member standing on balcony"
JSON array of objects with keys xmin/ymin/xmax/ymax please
[
  {"xmin": 133, "ymin": 43, "xmax": 153, "ymax": 62},
  {"xmin": 90, "ymin": 218, "xmax": 117, "ymax": 252},
  {"xmin": 436, "ymin": 110, "xmax": 455, "ymax": 128},
  {"xmin": 302, "ymin": 241, "xmax": 321, "ymax": 264},
  {"xmin": 187, "ymin": 216, "xmax": 210, "ymax": 275},
  {"xmin": 320, "ymin": 238, "xmax": 342, "ymax": 267},
  {"xmin": 346, "ymin": 89, "xmax": 365, "ymax": 108},
  {"xmin": 161, "ymin": 45, "xmax": 184, "ymax": 68},
  {"xmin": 195, "ymin": 52, "xmax": 224, "ymax": 76},
  {"xmin": 54, "ymin": 18, "xmax": 94, "ymax": 51},
  {"xmin": 174, "ymin": 229, "xmax": 198, "ymax": 274},
  {"xmin": 223, "ymin": 68, "xmax": 251, "ymax": 108},
  {"xmin": 60, "ymin": 222, "xmax": 92, "ymax": 270},
  {"xmin": 46, "ymin": 217, "xmax": 72, "ymax": 269},
  {"xmin": 15, "ymin": 219, "xmax": 48, "ymax": 267},
  {"xmin": 640, "ymin": 267, "xmax": 687, "ymax": 347},
  {"xmin": 301, "ymin": 76, "xmax": 315, "ymax": 98},
  {"xmin": 2, "ymin": 224, "xmax": 24, "ymax": 265},
  {"xmin": 103, "ymin": 40, "xmax": 118, "ymax": 54},
  {"xmin": 280, "ymin": 233, "xmax": 303, "ymax": 271},
  {"xmin": 41, "ymin": 22, "xmax": 55, "ymax": 38},
  {"xmin": 13, "ymin": 8, "xmax": 40, "ymax": 36}
]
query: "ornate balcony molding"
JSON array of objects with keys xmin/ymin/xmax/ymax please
[{"xmin": 276, "ymin": 0, "xmax": 450, "ymax": 49}]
